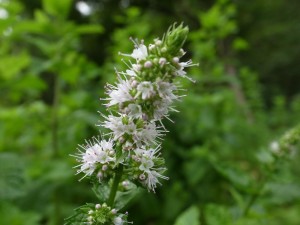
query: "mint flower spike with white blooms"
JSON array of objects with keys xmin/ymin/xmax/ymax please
[
  {"xmin": 72, "ymin": 137, "xmax": 116, "ymax": 181},
  {"xmin": 66, "ymin": 23, "xmax": 197, "ymax": 225}
]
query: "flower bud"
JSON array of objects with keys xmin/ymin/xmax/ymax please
[
  {"xmin": 122, "ymin": 180, "xmax": 129, "ymax": 187},
  {"xmin": 161, "ymin": 47, "xmax": 167, "ymax": 53},
  {"xmin": 173, "ymin": 57, "xmax": 179, "ymax": 63},
  {"xmin": 159, "ymin": 57, "xmax": 167, "ymax": 65},
  {"xmin": 102, "ymin": 165, "xmax": 108, "ymax": 171},
  {"xmin": 131, "ymin": 79, "xmax": 138, "ymax": 88},
  {"xmin": 97, "ymin": 172, "xmax": 103, "ymax": 179},
  {"xmin": 155, "ymin": 39, "xmax": 162, "ymax": 46},
  {"xmin": 165, "ymin": 23, "xmax": 189, "ymax": 55},
  {"xmin": 109, "ymin": 150, "xmax": 115, "ymax": 156},
  {"xmin": 139, "ymin": 174, "xmax": 146, "ymax": 180},
  {"xmin": 144, "ymin": 61, "xmax": 152, "ymax": 68},
  {"xmin": 149, "ymin": 44, "xmax": 155, "ymax": 51},
  {"xmin": 133, "ymin": 63, "xmax": 142, "ymax": 71}
]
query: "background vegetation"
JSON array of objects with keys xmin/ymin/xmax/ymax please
[{"xmin": 1, "ymin": 0, "xmax": 300, "ymax": 224}]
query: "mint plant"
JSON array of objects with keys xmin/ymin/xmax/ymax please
[{"xmin": 65, "ymin": 24, "xmax": 197, "ymax": 224}]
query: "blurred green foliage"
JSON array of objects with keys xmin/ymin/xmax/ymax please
[{"xmin": 0, "ymin": 0, "xmax": 300, "ymax": 224}]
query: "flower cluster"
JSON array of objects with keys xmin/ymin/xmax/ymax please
[
  {"xmin": 270, "ymin": 124, "xmax": 300, "ymax": 157},
  {"xmin": 73, "ymin": 137, "xmax": 116, "ymax": 181},
  {"xmin": 85, "ymin": 203, "xmax": 128, "ymax": 225},
  {"xmin": 69, "ymin": 24, "xmax": 197, "ymax": 225}
]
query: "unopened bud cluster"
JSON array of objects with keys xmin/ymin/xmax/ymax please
[
  {"xmin": 270, "ymin": 124, "xmax": 300, "ymax": 157},
  {"xmin": 71, "ymin": 24, "xmax": 197, "ymax": 224},
  {"xmin": 83, "ymin": 203, "xmax": 128, "ymax": 225}
]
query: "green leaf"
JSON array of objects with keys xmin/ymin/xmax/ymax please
[
  {"xmin": 174, "ymin": 206, "xmax": 200, "ymax": 225},
  {"xmin": 93, "ymin": 183, "xmax": 110, "ymax": 203},
  {"xmin": 0, "ymin": 52, "xmax": 30, "ymax": 79},
  {"xmin": 213, "ymin": 163, "xmax": 251, "ymax": 189},
  {"xmin": 205, "ymin": 204, "xmax": 232, "ymax": 225},
  {"xmin": 0, "ymin": 202, "xmax": 41, "ymax": 225},
  {"xmin": 115, "ymin": 182, "xmax": 141, "ymax": 209},
  {"xmin": 0, "ymin": 153, "xmax": 26, "ymax": 200},
  {"xmin": 232, "ymin": 38, "xmax": 249, "ymax": 51},
  {"xmin": 43, "ymin": 0, "xmax": 72, "ymax": 19},
  {"xmin": 75, "ymin": 25, "xmax": 104, "ymax": 34}
]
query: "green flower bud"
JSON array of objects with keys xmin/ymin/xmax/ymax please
[{"xmin": 165, "ymin": 23, "xmax": 189, "ymax": 55}]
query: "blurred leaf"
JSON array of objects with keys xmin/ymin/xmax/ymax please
[
  {"xmin": 0, "ymin": 52, "xmax": 30, "ymax": 79},
  {"xmin": 174, "ymin": 206, "xmax": 200, "ymax": 225},
  {"xmin": 75, "ymin": 25, "xmax": 104, "ymax": 34},
  {"xmin": 13, "ymin": 20, "xmax": 45, "ymax": 34},
  {"xmin": 0, "ymin": 153, "xmax": 26, "ymax": 200},
  {"xmin": 115, "ymin": 182, "xmax": 141, "ymax": 209},
  {"xmin": 0, "ymin": 202, "xmax": 41, "ymax": 225},
  {"xmin": 43, "ymin": 0, "xmax": 72, "ymax": 19},
  {"xmin": 256, "ymin": 149, "xmax": 274, "ymax": 164},
  {"xmin": 183, "ymin": 157, "xmax": 208, "ymax": 186},
  {"xmin": 213, "ymin": 163, "xmax": 251, "ymax": 189},
  {"xmin": 205, "ymin": 204, "xmax": 231, "ymax": 225},
  {"xmin": 266, "ymin": 182, "xmax": 300, "ymax": 204},
  {"xmin": 232, "ymin": 38, "xmax": 249, "ymax": 51},
  {"xmin": 93, "ymin": 183, "xmax": 110, "ymax": 203}
]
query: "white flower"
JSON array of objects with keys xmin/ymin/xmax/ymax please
[
  {"xmin": 73, "ymin": 138, "xmax": 115, "ymax": 179},
  {"xmin": 145, "ymin": 169, "xmax": 168, "ymax": 192},
  {"xmin": 105, "ymin": 79, "xmax": 133, "ymax": 106},
  {"xmin": 113, "ymin": 216, "xmax": 124, "ymax": 225},
  {"xmin": 100, "ymin": 140, "xmax": 114, "ymax": 151},
  {"xmin": 153, "ymin": 99, "xmax": 171, "ymax": 120},
  {"xmin": 126, "ymin": 103, "xmax": 143, "ymax": 118},
  {"xmin": 134, "ymin": 122, "xmax": 162, "ymax": 146},
  {"xmin": 136, "ymin": 81, "xmax": 155, "ymax": 100},
  {"xmin": 126, "ymin": 64, "xmax": 141, "ymax": 77},
  {"xmin": 80, "ymin": 161, "xmax": 96, "ymax": 177},
  {"xmin": 156, "ymin": 81, "xmax": 178, "ymax": 101},
  {"xmin": 126, "ymin": 69, "xmax": 137, "ymax": 77},
  {"xmin": 138, "ymin": 148, "xmax": 157, "ymax": 171},
  {"xmin": 96, "ymin": 149, "xmax": 113, "ymax": 164},
  {"xmin": 102, "ymin": 115, "xmax": 136, "ymax": 140},
  {"xmin": 131, "ymin": 44, "xmax": 148, "ymax": 61},
  {"xmin": 176, "ymin": 59, "xmax": 197, "ymax": 82},
  {"xmin": 134, "ymin": 147, "xmax": 168, "ymax": 192},
  {"xmin": 139, "ymin": 155, "xmax": 155, "ymax": 171},
  {"xmin": 135, "ymin": 147, "xmax": 159, "ymax": 171},
  {"xmin": 270, "ymin": 141, "xmax": 281, "ymax": 155}
]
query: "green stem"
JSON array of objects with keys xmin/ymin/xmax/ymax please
[
  {"xmin": 108, "ymin": 165, "xmax": 123, "ymax": 207},
  {"xmin": 52, "ymin": 74, "xmax": 60, "ymax": 158},
  {"xmin": 243, "ymin": 183, "xmax": 264, "ymax": 216},
  {"xmin": 243, "ymin": 169, "xmax": 272, "ymax": 216}
]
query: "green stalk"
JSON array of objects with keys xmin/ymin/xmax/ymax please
[
  {"xmin": 243, "ymin": 179, "xmax": 266, "ymax": 216},
  {"xmin": 107, "ymin": 165, "xmax": 124, "ymax": 207}
]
